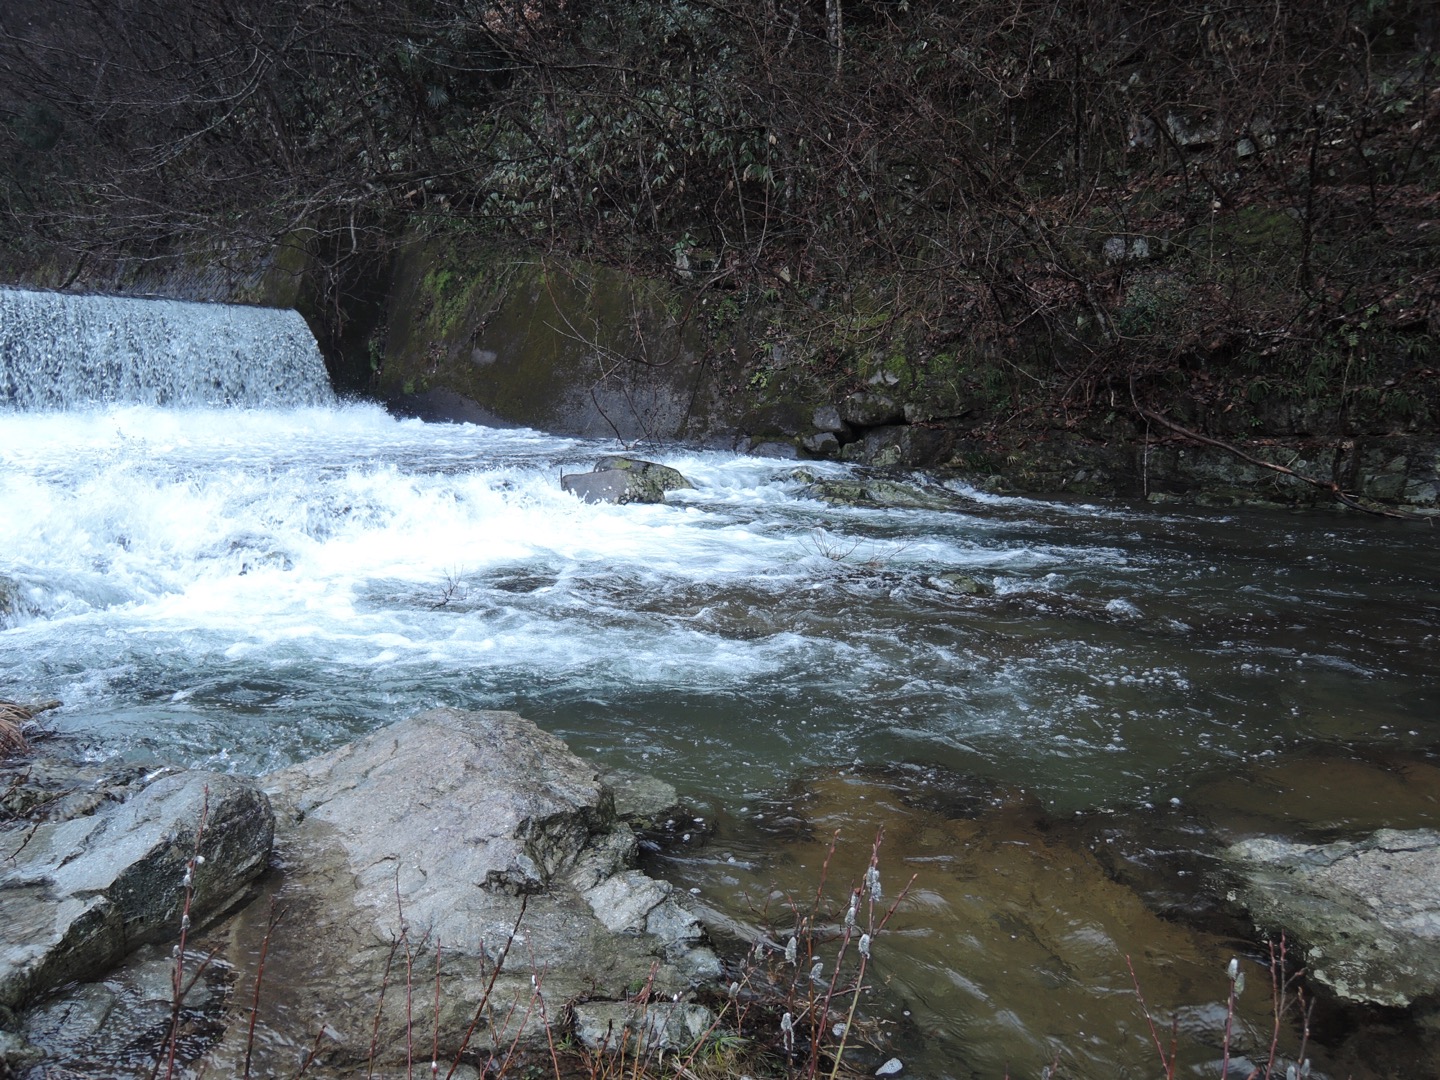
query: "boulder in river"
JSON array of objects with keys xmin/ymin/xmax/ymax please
[
  {"xmin": 1223, "ymin": 828, "xmax": 1440, "ymax": 1007},
  {"xmin": 0, "ymin": 769, "xmax": 274, "ymax": 1011},
  {"xmin": 199, "ymin": 708, "xmax": 718, "ymax": 1075},
  {"xmin": 561, "ymin": 456, "xmax": 693, "ymax": 504}
]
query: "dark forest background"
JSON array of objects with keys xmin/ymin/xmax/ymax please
[{"xmin": 3, "ymin": 0, "xmax": 1437, "ymax": 443}]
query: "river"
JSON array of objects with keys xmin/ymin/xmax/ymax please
[{"xmin": 2, "ymin": 292, "xmax": 1438, "ymax": 1077}]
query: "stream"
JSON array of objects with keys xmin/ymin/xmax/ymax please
[{"xmin": 2, "ymin": 291, "xmax": 1438, "ymax": 1077}]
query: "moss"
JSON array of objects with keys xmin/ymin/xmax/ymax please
[
  {"xmin": 246, "ymin": 236, "xmax": 310, "ymax": 308},
  {"xmin": 379, "ymin": 239, "xmax": 725, "ymax": 437},
  {"xmin": 1177, "ymin": 207, "xmax": 1304, "ymax": 287}
]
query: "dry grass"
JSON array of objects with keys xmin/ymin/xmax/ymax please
[{"xmin": 1, "ymin": 701, "xmax": 36, "ymax": 757}]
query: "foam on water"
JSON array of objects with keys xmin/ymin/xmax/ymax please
[{"xmin": 2, "ymin": 401, "xmax": 1436, "ymax": 801}]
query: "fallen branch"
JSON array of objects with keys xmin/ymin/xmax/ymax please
[{"xmin": 1130, "ymin": 382, "xmax": 1429, "ymax": 521}]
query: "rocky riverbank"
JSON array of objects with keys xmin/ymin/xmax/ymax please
[
  {"xmin": 7, "ymin": 705, "xmax": 1440, "ymax": 1076},
  {"xmin": 0, "ymin": 709, "xmax": 718, "ymax": 1077}
]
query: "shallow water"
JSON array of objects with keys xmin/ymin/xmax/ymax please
[{"xmin": 3, "ymin": 403, "xmax": 1438, "ymax": 1075}]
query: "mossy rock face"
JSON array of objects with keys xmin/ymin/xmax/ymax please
[
  {"xmin": 380, "ymin": 245, "xmax": 724, "ymax": 440},
  {"xmin": 595, "ymin": 456, "xmax": 694, "ymax": 496}
]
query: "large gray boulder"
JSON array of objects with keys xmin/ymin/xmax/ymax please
[
  {"xmin": 201, "ymin": 708, "xmax": 716, "ymax": 1075},
  {"xmin": 1224, "ymin": 828, "xmax": 1440, "ymax": 1007},
  {"xmin": 0, "ymin": 770, "xmax": 274, "ymax": 1010}
]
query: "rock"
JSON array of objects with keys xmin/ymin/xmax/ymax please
[
  {"xmin": 1, "ymin": 757, "xmax": 169, "ymax": 822},
  {"xmin": 1362, "ymin": 471, "xmax": 1407, "ymax": 501},
  {"xmin": 801, "ymin": 431, "xmax": 841, "ymax": 457},
  {"xmin": 838, "ymin": 393, "xmax": 904, "ymax": 428},
  {"xmin": 1103, "ymin": 236, "xmax": 1153, "ymax": 263},
  {"xmin": 598, "ymin": 766, "xmax": 682, "ymax": 829},
  {"xmin": 571, "ymin": 1000, "xmax": 714, "ymax": 1052},
  {"xmin": 812, "ymin": 405, "xmax": 852, "ymax": 436},
  {"xmin": 723, "ymin": 771, "xmax": 1241, "ymax": 1079},
  {"xmin": 860, "ymin": 425, "xmax": 948, "ymax": 467},
  {"xmin": 561, "ymin": 468, "xmax": 636, "ymax": 504},
  {"xmin": 744, "ymin": 440, "xmax": 800, "ymax": 459},
  {"xmin": 932, "ymin": 572, "xmax": 994, "ymax": 597},
  {"xmin": 902, "ymin": 402, "xmax": 941, "ymax": 424},
  {"xmin": 0, "ymin": 574, "xmax": 37, "ymax": 628},
  {"xmin": 0, "ymin": 1029, "xmax": 46, "ymax": 1073},
  {"xmin": 1223, "ymin": 828, "xmax": 1440, "ymax": 1007},
  {"xmin": 18, "ymin": 943, "xmax": 233, "ymax": 1074},
  {"xmin": 0, "ymin": 770, "xmax": 274, "ymax": 1011},
  {"xmin": 201, "ymin": 709, "xmax": 716, "ymax": 1074},
  {"xmin": 387, "ymin": 386, "xmax": 520, "ymax": 428},
  {"xmin": 803, "ymin": 476, "xmax": 979, "ymax": 513},
  {"xmin": 562, "ymin": 457, "xmax": 693, "ymax": 504}
]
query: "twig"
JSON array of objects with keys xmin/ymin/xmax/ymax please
[
  {"xmin": 432, "ymin": 940, "xmax": 443, "ymax": 1079},
  {"xmin": 446, "ymin": 894, "xmax": 529, "ymax": 1080},
  {"xmin": 1125, "ymin": 953, "xmax": 1178, "ymax": 1080},
  {"xmin": 368, "ymin": 936, "xmax": 403, "ymax": 1078},
  {"xmin": 156, "ymin": 784, "xmax": 211, "ymax": 1080},
  {"xmin": 243, "ymin": 899, "xmax": 286, "ymax": 1079}
]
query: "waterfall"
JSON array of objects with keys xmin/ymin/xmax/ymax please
[{"xmin": 0, "ymin": 288, "xmax": 334, "ymax": 410}]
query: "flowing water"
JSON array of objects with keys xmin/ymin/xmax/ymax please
[{"xmin": 2, "ymin": 292, "xmax": 1439, "ymax": 1077}]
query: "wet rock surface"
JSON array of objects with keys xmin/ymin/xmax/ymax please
[
  {"xmin": 661, "ymin": 756, "xmax": 1440, "ymax": 1080},
  {"xmin": 838, "ymin": 392, "xmax": 904, "ymax": 428},
  {"xmin": 561, "ymin": 456, "xmax": 694, "ymax": 504},
  {"xmin": 1223, "ymin": 828, "xmax": 1440, "ymax": 1008},
  {"xmin": 0, "ymin": 767, "xmax": 273, "ymax": 1013},
  {"xmin": 198, "ymin": 708, "xmax": 717, "ymax": 1075},
  {"xmin": 674, "ymin": 770, "xmax": 1256, "ymax": 1079},
  {"xmin": 571, "ymin": 1000, "xmax": 714, "ymax": 1052},
  {"xmin": 2, "ymin": 712, "xmax": 718, "ymax": 1077},
  {"xmin": 800, "ymin": 474, "xmax": 980, "ymax": 512}
]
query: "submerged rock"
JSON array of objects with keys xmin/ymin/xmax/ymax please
[
  {"xmin": 1223, "ymin": 828, "xmax": 1440, "ymax": 1008},
  {"xmin": 0, "ymin": 574, "xmax": 36, "ymax": 628},
  {"xmin": 200, "ymin": 708, "xmax": 717, "ymax": 1075},
  {"xmin": 561, "ymin": 456, "xmax": 694, "ymax": 504},
  {"xmin": 803, "ymin": 475, "xmax": 979, "ymax": 512},
  {"xmin": 0, "ymin": 770, "xmax": 274, "ymax": 1011},
  {"xmin": 704, "ymin": 770, "xmax": 1259, "ymax": 1079},
  {"xmin": 931, "ymin": 572, "xmax": 995, "ymax": 597}
]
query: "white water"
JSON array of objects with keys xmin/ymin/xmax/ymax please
[
  {"xmin": 0, "ymin": 289, "xmax": 332, "ymax": 409},
  {"xmin": 3, "ymin": 403, "xmax": 1435, "ymax": 809}
]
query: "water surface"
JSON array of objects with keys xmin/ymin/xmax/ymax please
[{"xmin": 3, "ymin": 403, "xmax": 1437, "ymax": 1076}]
